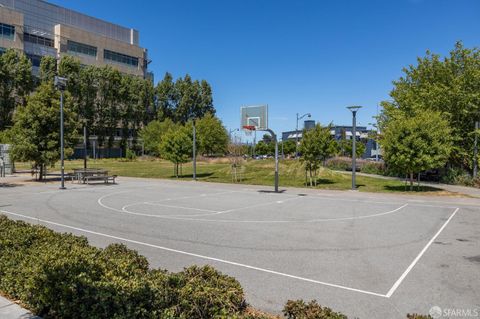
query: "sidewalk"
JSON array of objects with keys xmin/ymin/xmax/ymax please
[{"xmin": 0, "ymin": 295, "xmax": 39, "ymax": 319}]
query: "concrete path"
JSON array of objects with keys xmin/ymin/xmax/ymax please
[{"xmin": 0, "ymin": 295, "xmax": 39, "ymax": 319}]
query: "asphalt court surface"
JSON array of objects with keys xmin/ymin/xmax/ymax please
[{"xmin": 1, "ymin": 177, "xmax": 479, "ymax": 318}]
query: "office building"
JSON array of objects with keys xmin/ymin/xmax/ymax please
[{"xmin": 0, "ymin": 0, "xmax": 149, "ymax": 78}]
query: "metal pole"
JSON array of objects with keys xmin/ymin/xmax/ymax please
[
  {"xmin": 474, "ymin": 121, "xmax": 479, "ymax": 178},
  {"xmin": 60, "ymin": 91, "xmax": 65, "ymax": 189},
  {"xmin": 352, "ymin": 111, "xmax": 357, "ymax": 190},
  {"xmin": 193, "ymin": 122, "xmax": 196, "ymax": 180},
  {"xmin": 275, "ymin": 137, "xmax": 279, "ymax": 192},
  {"xmin": 295, "ymin": 113, "xmax": 299, "ymax": 158},
  {"xmin": 83, "ymin": 125, "xmax": 87, "ymax": 169}
]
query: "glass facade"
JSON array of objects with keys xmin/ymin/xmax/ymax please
[
  {"xmin": 104, "ymin": 49, "xmax": 138, "ymax": 67},
  {"xmin": 0, "ymin": 0, "xmax": 137, "ymax": 45},
  {"xmin": 67, "ymin": 40, "xmax": 97, "ymax": 57},
  {"xmin": 24, "ymin": 33, "xmax": 54, "ymax": 47},
  {"xmin": 26, "ymin": 53, "xmax": 42, "ymax": 67},
  {"xmin": 0, "ymin": 23, "xmax": 15, "ymax": 40}
]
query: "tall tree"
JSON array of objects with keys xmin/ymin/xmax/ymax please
[
  {"xmin": 155, "ymin": 72, "xmax": 177, "ymax": 121},
  {"xmin": 139, "ymin": 118, "xmax": 177, "ymax": 156},
  {"xmin": 195, "ymin": 113, "xmax": 229, "ymax": 156},
  {"xmin": 0, "ymin": 49, "xmax": 33, "ymax": 130},
  {"xmin": 381, "ymin": 109, "xmax": 453, "ymax": 190},
  {"xmin": 39, "ymin": 55, "xmax": 57, "ymax": 84},
  {"xmin": 382, "ymin": 41, "xmax": 480, "ymax": 170},
  {"xmin": 10, "ymin": 83, "xmax": 78, "ymax": 180}
]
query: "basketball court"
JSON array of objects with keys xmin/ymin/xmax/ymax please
[{"xmin": 1, "ymin": 177, "xmax": 479, "ymax": 318}]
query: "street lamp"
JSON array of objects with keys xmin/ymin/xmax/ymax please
[
  {"xmin": 229, "ymin": 128, "xmax": 239, "ymax": 142},
  {"xmin": 295, "ymin": 112, "xmax": 311, "ymax": 158},
  {"xmin": 347, "ymin": 106, "xmax": 362, "ymax": 190},
  {"xmin": 55, "ymin": 76, "xmax": 67, "ymax": 190}
]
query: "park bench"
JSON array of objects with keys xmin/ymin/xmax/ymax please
[
  {"xmin": 84, "ymin": 174, "xmax": 117, "ymax": 184},
  {"xmin": 72, "ymin": 168, "xmax": 116, "ymax": 184}
]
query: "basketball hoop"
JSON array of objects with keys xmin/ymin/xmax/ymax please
[
  {"xmin": 242, "ymin": 125, "xmax": 255, "ymax": 136},
  {"xmin": 242, "ymin": 125, "xmax": 256, "ymax": 131}
]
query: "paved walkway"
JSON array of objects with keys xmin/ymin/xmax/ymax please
[{"xmin": 0, "ymin": 295, "xmax": 39, "ymax": 319}]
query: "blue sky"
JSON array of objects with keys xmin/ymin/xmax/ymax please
[{"xmin": 50, "ymin": 0, "xmax": 479, "ymax": 140}]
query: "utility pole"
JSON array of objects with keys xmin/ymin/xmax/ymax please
[
  {"xmin": 474, "ymin": 121, "xmax": 479, "ymax": 178},
  {"xmin": 347, "ymin": 106, "xmax": 362, "ymax": 190},
  {"xmin": 55, "ymin": 76, "xmax": 67, "ymax": 190},
  {"xmin": 83, "ymin": 124, "xmax": 87, "ymax": 169},
  {"xmin": 192, "ymin": 120, "xmax": 196, "ymax": 180},
  {"xmin": 295, "ymin": 112, "xmax": 311, "ymax": 158}
]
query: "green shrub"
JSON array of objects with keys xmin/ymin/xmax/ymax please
[
  {"xmin": 360, "ymin": 161, "xmax": 385, "ymax": 175},
  {"xmin": 283, "ymin": 300, "xmax": 347, "ymax": 319},
  {"xmin": 440, "ymin": 167, "xmax": 472, "ymax": 185},
  {"xmin": 172, "ymin": 265, "xmax": 246, "ymax": 318},
  {"xmin": 325, "ymin": 157, "xmax": 351, "ymax": 171},
  {"xmin": 125, "ymin": 148, "xmax": 137, "ymax": 161},
  {"xmin": 0, "ymin": 216, "xmax": 245, "ymax": 319}
]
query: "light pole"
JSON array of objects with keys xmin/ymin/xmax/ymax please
[
  {"xmin": 295, "ymin": 112, "xmax": 311, "ymax": 158},
  {"xmin": 55, "ymin": 76, "xmax": 68, "ymax": 190},
  {"xmin": 192, "ymin": 120, "xmax": 196, "ymax": 180},
  {"xmin": 347, "ymin": 106, "xmax": 362, "ymax": 190},
  {"xmin": 229, "ymin": 128, "xmax": 239, "ymax": 142},
  {"xmin": 474, "ymin": 121, "xmax": 479, "ymax": 178}
]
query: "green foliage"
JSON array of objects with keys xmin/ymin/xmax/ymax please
[
  {"xmin": 283, "ymin": 300, "xmax": 347, "ymax": 319},
  {"xmin": 39, "ymin": 55, "xmax": 57, "ymax": 83},
  {"xmin": 255, "ymin": 140, "xmax": 275, "ymax": 156},
  {"xmin": 325, "ymin": 157, "xmax": 351, "ymax": 171},
  {"xmin": 0, "ymin": 49, "xmax": 33, "ymax": 130},
  {"xmin": 125, "ymin": 148, "xmax": 137, "ymax": 161},
  {"xmin": 10, "ymin": 83, "xmax": 79, "ymax": 180},
  {"xmin": 0, "ymin": 216, "xmax": 246, "ymax": 319},
  {"xmin": 159, "ymin": 126, "xmax": 193, "ymax": 177},
  {"xmin": 360, "ymin": 161, "xmax": 386, "ymax": 175},
  {"xmin": 173, "ymin": 265, "xmax": 246, "ymax": 318},
  {"xmin": 281, "ymin": 140, "xmax": 296, "ymax": 157},
  {"xmin": 299, "ymin": 124, "xmax": 337, "ymax": 186},
  {"xmin": 196, "ymin": 113, "xmax": 229, "ymax": 156},
  {"xmin": 139, "ymin": 119, "xmax": 177, "ymax": 156},
  {"xmin": 381, "ymin": 109, "xmax": 453, "ymax": 188},
  {"xmin": 156, "ymin": 72, "xmax": 216, "ymax": 123},
  {"xmin": 338, "ymin": 139, "xmax": 366, "ymax": 158},
  {"xmin": 383, "ymin": 41, "xmax": 480, "ymax": 170}
]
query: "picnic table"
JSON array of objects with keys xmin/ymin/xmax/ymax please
[{"xmin": 72, "ymin": 168, "xmax": 116, "ymax": 184}]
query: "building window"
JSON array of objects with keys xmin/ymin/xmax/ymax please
[
  {"xmin": 24, "ymin": 33, "xmax": 54, "ymax": 47},
  {"xmin": 26, "ymin": 54, "xmax": 42, "ymax": 68},
  {"xmin": 0, "ymin": 23, "xmax": 15, "ymax": 40},
  {"xmin": 67, "ymin": 40, "xmax": 97, "ymax": 57},
  {"xmin": 104, "ymin": 49, "xmax": 138, "ymax": 67}
]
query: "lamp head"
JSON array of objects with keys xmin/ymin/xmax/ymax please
[
  {"xmin": 54, "ymin": 76, "xmax": 68, "ymax": 91},
  {"xmin": 347, "ymin": 106, "xmax": 362, "ymax": 113}
]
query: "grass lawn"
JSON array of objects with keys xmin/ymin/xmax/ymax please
[{"xmin": 15, "ymin": 157, "xmax": 452, "ymax": 195}]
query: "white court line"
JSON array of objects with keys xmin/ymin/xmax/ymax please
[
  {"xmin": 385, "ymin": 207, "xmax": 460, "ymax": 298},
  {"xmin": 100, "ymin": 190, "xmax": 409, "ymax": 223},
  {"xmin": 0, "ymin": 209, "xmax": 387, "ymax": 298}
]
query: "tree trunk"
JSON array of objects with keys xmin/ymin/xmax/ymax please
[
  {"xmin": 410, "ymin": 172, "xmax": 414, "ymax": 191},
  {"xmin": 38, "ymin": 164, "xmax": 44, "ymax": 181}
]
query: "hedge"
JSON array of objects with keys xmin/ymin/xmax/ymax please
[{"xmin": 0, "ymin": 215, "xmax": 432, "ymax": 318}]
